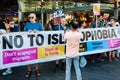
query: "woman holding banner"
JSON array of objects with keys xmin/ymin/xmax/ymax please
[
  {"xmin": 64, "ymin": 20, "xmax": 83, "ymax": 80},
  {"xmin": 24, "ymin": 13, "xmax": 43, "ymax": 78},
  {"xmin": 90, "ymin": 15, "xmax": 105, "ymax": 62},
  {"xmin": 2, "ymin": 19, "xmax": 20, "ymax": 76},
  {"xmin": 2, "ymin": 19, "xmax": 12, "ymax": 76},
  {"xmin": 107, "ymin": 17, "xmax": 119, "ymax": 61}
]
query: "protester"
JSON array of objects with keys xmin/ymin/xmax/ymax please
[
  {"xmin": 9, "ymin": 21, "xmax": 19, "ymax": 32},
  {"xmin": 64, "ymin": 20, "xmax": 83, "ymax": 80},
  {"xmin": 2, "ymin": 19, "xmax": 20, "ymax": 76},
  {"xmin": 90, "ymin": 15, "xmax": 105, "ymax": 62},
  {"xmin": 0, "ymin": 17, "xmax": 6, "ymax": 32},
  {"xmin": 45, "ymin": 20, "xmax": 54, "ymax": 31},
  {"xmin": 0, "ymin": 18, "xmax": 10, "ymax": 76},
  {"xmin": 90, "ymin": 15, "xmax": 104, "ymax": 28},
  {"xmin": 106, "ymin": 17, "xmax": 120, "ymax": 27},
  {"xmin": 2, "ymin": 19, "xmax": 12, "ymax": 76},
  {"xmin": 24, "ymin": 13, "xmax": 43, "ymax": 78},
  {"xmin": 4, "ymin": 19, "xmax": 10, "ymax": 32},
  {"xmin": 79, "ymin": 20, "xmax": 87, "ymax": 29},
  {"xmin": 54, "ymin": 18, "xmax": 69, "ymax": 30},
  {"xmin": 53, "ymin": 18, "xmax": 69, "ymax": 72},
  {"xmin": 0, "ymin": 18, "xmax": 6, "ymax": 73},
  {"xmin": 106, "ymin": 17, "xmax": 119, "ymax": 61}
]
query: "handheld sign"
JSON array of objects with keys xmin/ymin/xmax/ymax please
[
  {"xmin": 93, "ymin": 3, "xmax": 100, "ymax": 27},
  {"xmin": 53, "ymin": 9, "xmax": 65, "ymax": 25},
  {"xmin": 93, "ymin": 3, "xmax": 100, "ymax": 16}
]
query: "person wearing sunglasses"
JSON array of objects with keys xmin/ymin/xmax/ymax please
[{"xmin": 24, "ymin": 13, "xmax": 43, "ymax": 78}]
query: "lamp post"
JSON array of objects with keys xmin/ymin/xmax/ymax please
[
  {"xmin": 40, "ymin": 0, "xmax": 45, "ymax": 30},
  {"xmin": 114, "ymin": 0, "xmax": 120, "ymax": 19}
]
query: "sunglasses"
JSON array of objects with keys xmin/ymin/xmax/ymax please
[{"xmin": 29, "ymin": 17, "xmax": 34, "ymax": 19}]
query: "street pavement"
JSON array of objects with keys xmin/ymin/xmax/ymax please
[{"xmin": 0, "ymin": 58, "xmax": 120, "ymax": 80}]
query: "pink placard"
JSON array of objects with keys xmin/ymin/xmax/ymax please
[
  {"xmin": 3, "ymin": 48, "xmax": 38, "ymax": 64},
  {"xmin": 108, "ymin": 38, "xmax": 120, "ymax": 48},
  {"xmin": 93, "ymin": 11, "xmax": 100, "ymax": 15}
]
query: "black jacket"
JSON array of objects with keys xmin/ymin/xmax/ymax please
[{"xmin": 0, "ymin": 21, "xmax": 6, "ymax": 30}]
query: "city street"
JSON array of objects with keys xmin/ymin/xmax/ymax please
[
  {"xmin": 0, "ymin": 0, "xmax": 120, "ymax": 80},
  {"xmin": 0, "ymin": 58, "xmax": 120, "ymax": 80}
]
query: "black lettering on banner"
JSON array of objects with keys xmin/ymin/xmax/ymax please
[
  {"xmin": 111, "ymin": 29, "xmax": 117, "ymax": 38},
  {"xmin": 79, "ymin": 29, "xmax": 117, "ymax": 41},
  {"xmin": 2, "ymin": 36, "xmax": 13, "ymax": 49},
  {"xmin": 59, "ymin": 34, "xmax": 65, "ymax": 44},
  {"xmin": 48, "ymin": 34, "xmax": 51, "ymax": 45},
  {"xmin": 86, "ymin": 31, "xmax": 91, "ymax": 41},
  {"xmin": 36, "ymin": 34, "xmax": 44, "ymax": 46},
  {"xmin": 28, "ymin": 34, "xmax": 35, "ymax": 46},
  {"xmin": 97, "ymin": 30, "xmax": 102, "ymax": 39},
  {"xmin": 92, "ymin": 31, "xmax": 97, "ymax": 40},
  {"xmin": 107, "ymin": 29, "xmax": 110, "ymax": 38},
  {"xmin": 103, "ymin": 30, "xmax": 108, "ymax": 39},
  {"xmin": 14, "ymin": 35, "xmax": 23, "ymax": 48},
  {"xmin": 81, "ymin": 32, "xmax": 85, "ymax": 41},
  {"xmin": 52, "ymin": 34, "xmax": 58, "ymax": 44}
]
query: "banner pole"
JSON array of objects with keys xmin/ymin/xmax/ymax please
[{"xmin": 96, "ymin": 15, "xmax": 97, "ymax": 28}]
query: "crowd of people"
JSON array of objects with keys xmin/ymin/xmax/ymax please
[
  {"xmin": 0, "ymin": 13, "xmax": 120, "ymax": 80},
  {"xmin": 0, "ymin": 17, "xmax": 19, "ymax": 76}
]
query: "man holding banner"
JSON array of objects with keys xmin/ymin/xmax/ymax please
[
  {"xmin": 90, "ymin": 15, "xmax": 104, "ymax": 28},
  {"xmin": 54, "ymin": 18, "xmax": 69, "ymax": 72},
  {"xmin": 53, "ymin": 9, "xmax": 69, "ymax": 72},
  {"xmin": 24, "ymin": 13, "xmax": 43, "ymax": 78},
  {"xmin": 90, "ymin": 15, "xmax": 105, "ymax": 62}
]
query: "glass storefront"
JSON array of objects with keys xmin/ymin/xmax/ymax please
[{"xmin": 18, "ymin": 0, "xmax": 115, "ymax": 25}]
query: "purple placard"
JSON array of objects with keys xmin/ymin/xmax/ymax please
[{"xmin": 3, "ymin": 48, "xmax": 38, "ymax": 64}]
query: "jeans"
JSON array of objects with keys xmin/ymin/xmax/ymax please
[{"xmin": 65, "ymin": 56, "xmax": 82, "ymax": 80}]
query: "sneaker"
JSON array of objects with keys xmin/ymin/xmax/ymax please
[{"xmin": 2, "ymin": 70, "xmax": 12, "ymax": 76}]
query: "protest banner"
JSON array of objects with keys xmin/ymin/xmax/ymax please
[{"xmin": 0, "ymin": 27, "xmax": 120, "ymax": 69}]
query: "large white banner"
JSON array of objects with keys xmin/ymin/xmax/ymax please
[{"xmin": 0, "ymin": 27, "xmax": 120, "ymax": 69}]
